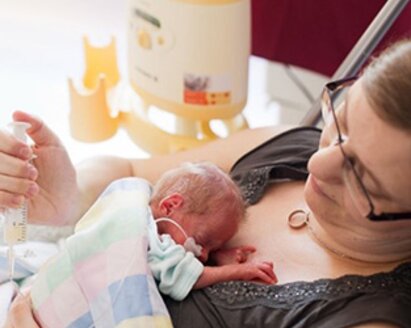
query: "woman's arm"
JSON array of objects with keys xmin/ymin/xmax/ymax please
[
  {"xmin": 129, "ymin": 125, "xmax": 291, "ymax": 182},
  {"xmin": 73, "ymin": 125, "xmax": 288, "ymax": 224},
  {"xmin": 0, "ymin": 110, "xmax": 289, "ymax": 226},
  {"xmin": 74, "ymin": 155, "xmax": 135, "ymax": 223}
]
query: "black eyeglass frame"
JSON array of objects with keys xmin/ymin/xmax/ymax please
[{"xmin": 322, "ymin": 76, "xmax": 411, "ymax": 221}]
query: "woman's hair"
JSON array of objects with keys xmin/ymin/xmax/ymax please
[
  {"xmin": 362, "ymin": 39, "xmax": 411, "ymax": 131},
  {"xmin": 151, "ymin": 162, "xmax": 246, "ymax": 221}
]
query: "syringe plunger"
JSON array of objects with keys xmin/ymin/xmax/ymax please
[
  {"xmin": 3, "ymin": 121, "xmax": 31, "ymax": 282},
  {"xmin": 3, "ymin": 122, "xmax": 31, "ymax": 245},
  {"xmin": 8, "ymin": 122, "xmax": 30, "ymax": 143}
]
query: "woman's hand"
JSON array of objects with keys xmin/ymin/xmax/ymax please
[
  {"xmin": 3, "ymin": 292, "xmax": 39, "ymax": 328},
  {"xmin": 0, "ymin": 111, "xmax": 78, "ymax": 225},
  {"xmin": 209, "ymin": 245, "xmax": 256, "ymax": 266}
]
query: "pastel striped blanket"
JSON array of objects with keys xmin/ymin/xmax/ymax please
[{"xmin": 30, "ymin": 178, "xmax": 173, "ymax": 328}]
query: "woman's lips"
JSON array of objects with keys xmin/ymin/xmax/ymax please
[{"xmin": 309, "ymin": 175, "xmax": 333, "ymax": 201}]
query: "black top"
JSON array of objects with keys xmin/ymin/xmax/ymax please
[
  {"xmin": 230, "ymin": 126, "xmax": 321, "ymax": 205},
  {"xmin": 163, "ymin": 127, "xmax": 411, "ymax": 328}
]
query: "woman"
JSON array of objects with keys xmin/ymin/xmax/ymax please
[{"xmin": 2, "ymin": 39, "xmax": 411, "ymax": 327}]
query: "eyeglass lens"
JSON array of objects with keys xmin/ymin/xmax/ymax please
[{"xmin": 321, "ymin": 84, "xmax": 373, "ymax": 218}]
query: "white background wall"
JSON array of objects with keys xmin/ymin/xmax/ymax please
[{"xmin": 0, "ymin": 0, "xmax": 316, "ymax": 164}]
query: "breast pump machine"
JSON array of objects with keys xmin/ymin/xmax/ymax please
[{"xmin": 68, "ymin": 0, "xmax": 251, "ymax": 154}]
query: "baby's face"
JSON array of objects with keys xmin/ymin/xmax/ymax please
[{"xmin": 186, "ymin": 213, "xmax": 240, "ymax": 263}]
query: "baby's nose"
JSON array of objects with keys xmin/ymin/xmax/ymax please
[{"xmin": 198, "ymin": 248, "xmax": 209, "ymax": 263}]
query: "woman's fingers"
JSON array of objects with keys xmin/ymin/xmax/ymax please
[
  {"xmin": 0, "ymin": 127, "xmax": 31, "ymax": 161},
  {"xmin": 0, "ymin": 191, "xmax": 24, "ymax": 210},
  {"xmin": 13, "ymin": 111, "xmax": 61, "ymax": 147},
  {"xmin": 0, "ymin": 152, "xmax": 38, "ymax": 181},
  {"xmin": 0, "ymin": 173, "xmax": 39, "ymax": 206},
  {"xmin": 4, "ymin": 293, "xmax": 39, "ymax": 328},
  {"xmin": 0, "ymin": 154, "xmax": 39, "ymax": 208},
  {"xmin": 0, "ymin": 112, "xmax": 40, "ymax": 210}
]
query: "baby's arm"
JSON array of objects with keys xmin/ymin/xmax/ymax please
[
  {"xmin": 209, "ymin": 245, "xmax": 256, "ymax": 265},
  {"xmin": 193, "ymin": 261, "xmax": 277, "ymax": 289}
]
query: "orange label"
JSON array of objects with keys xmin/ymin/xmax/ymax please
[
  {"xmin": 184, "ymin": 90, "xmax": 231, "ymax": 105},
  {"xmin": 184, "ymin": 90, "xmax": 208, "ymax": 105}
]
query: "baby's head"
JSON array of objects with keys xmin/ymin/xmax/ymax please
[{"xmin": 150, "ymin": 162, "xmax": 246, "ymax": 262}]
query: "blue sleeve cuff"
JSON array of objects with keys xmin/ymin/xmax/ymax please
[{"xmin": 168, "ymin": 254, "xmax": 204, "ymax": 301}]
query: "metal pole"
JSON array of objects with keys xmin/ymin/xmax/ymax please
[{"xmin": 300, "ymin": 0, "xmax": 410, "ymax": 126}]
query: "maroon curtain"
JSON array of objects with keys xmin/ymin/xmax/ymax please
[{"xmin": 251, "ymin": 1, "xmax": 411, "ymax": 76}]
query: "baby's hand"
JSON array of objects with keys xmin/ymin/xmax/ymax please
[
  {"xmin": 195, "ymin": 260, "xmax": 278, "ymax": 289},
  {"xmin": 234, "ymin": 261, "xmax": 277, "ymax": 285},
  {"xmin": 210, "ymin": 245, "xmax": 256, "ymax": 265}
]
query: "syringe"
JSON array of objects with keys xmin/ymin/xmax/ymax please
[{"xmin": 2, "ymin": 122, "xmax": 31, "ymax": 282}]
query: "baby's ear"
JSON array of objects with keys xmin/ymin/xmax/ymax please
[{"xmin": 159, "ymin": 193, "xmax": 184, "ymax": 215}]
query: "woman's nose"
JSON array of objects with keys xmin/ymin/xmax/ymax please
[{"xmin": 307, "ymin": 144, "xmax": 345, "ymax": 183}]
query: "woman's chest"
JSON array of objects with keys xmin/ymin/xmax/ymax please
[{"xmin": 226, "ymin": 181, "xmax": 378, "ymax": 283}]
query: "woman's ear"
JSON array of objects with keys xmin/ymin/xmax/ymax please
[{"xmin": 159, "ymin": 193, "xmax": 184, "ymax": 216}]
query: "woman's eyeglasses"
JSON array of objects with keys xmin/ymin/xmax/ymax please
[{"xmin": 321, "ymin": 76, "xmax": 411, "ymax": 221}]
